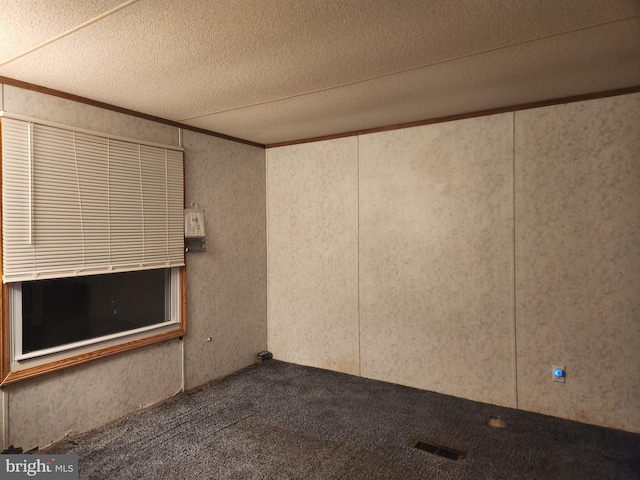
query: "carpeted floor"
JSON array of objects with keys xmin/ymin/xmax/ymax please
[{"xmin": 42, "ymin": 360, "xmax": 639, "ymax": 479}]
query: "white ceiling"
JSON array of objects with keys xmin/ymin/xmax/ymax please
[{"xmin": 1, "ymin": 0, "xmax": 639, "ymax": 146}]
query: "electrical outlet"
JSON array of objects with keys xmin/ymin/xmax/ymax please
[
  {"xmin": 272, "ymin": 323, "xmax": 279, "ymax": 336},
  {"xmin": 552, "ymin": 365, "xmax": 565, "ymax": 383}
]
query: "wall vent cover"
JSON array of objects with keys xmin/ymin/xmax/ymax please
[{"xmin": 411, "ymin": 439, "xmax": 466, "ymax": 461}]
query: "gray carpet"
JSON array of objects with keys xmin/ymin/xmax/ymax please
[{"xmin": 42, "ymin": 360, "xmax": 639, "ymax": 479}]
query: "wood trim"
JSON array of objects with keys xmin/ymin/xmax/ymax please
[
  {"xmin": 4, "ymin": 76, "xmax": 638, "ymax": 151},
  {"xmin": 0, "ymin": 119, "xmax": 8, "ymax": 383},
  {"xmin": 0, "ymin": 327, "xmax": 186, "ymax": 386},
  {"xmin": 0, "ymin": 75, "xmax": 265, "ymax": 149},
  {"xmin": 1, "ymin": 286, "xmax": 8, "ymax": 383},
  {"xmin": 266, "ymin": 85, "xmax": 640, "ymax": 148}
]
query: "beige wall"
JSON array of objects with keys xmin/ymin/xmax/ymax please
[
  {"xmin": 515, "ymin": 94, "xmax": 640, "ymax": 431},
  {"xmin": 267, "ymin": 138, "xmax": 359, "ymax": 375},
  {"xmin": 0, "ymin": 84, "xmax": 267, "ymax": 449},
  {"xmin": 266, "ymin": 93, "xmax": 640, "ymax": 432},
  {"xmin": 183, "ymin": 130, "xmax": 267, "ymax": 389},
  {"xmin": 8, "ymin": 343, "xmax": 182, "ymax": 450},
  {"xmin": 359, "ymin": 114, "xmax": 515, "ymax": 407}
]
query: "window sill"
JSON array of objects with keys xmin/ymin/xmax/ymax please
[{"xmin": 1, "ymin": 327, "xmax": 185, "ymax": 386}]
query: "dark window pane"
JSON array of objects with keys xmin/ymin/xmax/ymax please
[{"xmin": 22, "ymin": 269, "xmax": 168, "ymax": 354}]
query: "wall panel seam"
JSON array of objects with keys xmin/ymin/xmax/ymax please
[
  {"xmin": 356, "ymin": 136, "xmax": 361, "ymax": 377},
  {"xmin": 512, "ymin": 111, "xmax": 519, "ymax": 409},
  {"xmin": 265, "ymin": 149, "xmax": 270, "ymax": 352}
]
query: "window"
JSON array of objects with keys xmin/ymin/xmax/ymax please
[
  {"xmin": 0, "ymin": 114, "xmax": 186, "ymax": 384},
  {"xmin": 12, "ymin": 267, "xmax": 181, "ymax": 361}
]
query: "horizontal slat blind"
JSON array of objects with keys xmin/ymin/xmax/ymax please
[{"xmin": 2, "ymin": 117, "xmax": 185, "ymax": 282}]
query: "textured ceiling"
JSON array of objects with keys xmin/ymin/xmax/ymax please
[{"xmin": 1, "ymin": 0, "xmax": 639, "ymax": 146}]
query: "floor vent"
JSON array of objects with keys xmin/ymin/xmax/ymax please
[{"xmin": 411, "ymin": 440, "xmax": 466, "ymax": 461}]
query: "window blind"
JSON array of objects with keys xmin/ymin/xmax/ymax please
[{"xmin": 1, "ymin": 116, "xmax": 185, "ymax": 283}]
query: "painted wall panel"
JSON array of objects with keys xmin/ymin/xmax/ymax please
[
  {"xmin": 183, "ymin": 130, "xmax": 267, "ymax": 389},
  {"xmin": 7, "ymin": 341, "xmax": 182, "ymax": 450},
  {"xmin": 267, "ymin": 138, "xmax": 359, "ymax": 375},
  {"xmin": 358, "ymin": 114, "xmax": 515, "ymax": 407},
  {"xmin": 265, "ymin": 92, "xmax": 639, "ymax": 432},
  {"xmin": 514, "ymin": 94, "xmax": 640, "ymax": 432}
]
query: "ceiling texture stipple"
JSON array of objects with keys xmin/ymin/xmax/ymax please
[{"xmin": 1, "ymin": 0, "xmax": 639, "ymax": 145}]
